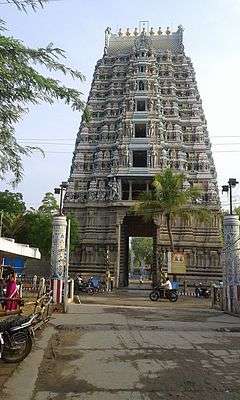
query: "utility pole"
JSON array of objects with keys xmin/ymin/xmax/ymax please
[
  {"xmin": 222, "ymin": 178, "xmax": 239, "ymax": 215},
  {"xmin": 54, "ymin": 181, "xmax": 68, "ymax": 215}
]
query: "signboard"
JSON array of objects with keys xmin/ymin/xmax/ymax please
[{"xmin": 171, "ymin": 252, "xmax": 186, "ymax": 274}]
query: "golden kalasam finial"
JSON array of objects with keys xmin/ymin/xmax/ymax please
[
  {"xmin": 126, "ymin": 28, "xmax": 131, "ymax": 36},
  {"xmin": 150, "ymin": 27, "xmax": 154, "ymax": 35},
  {"xmin": 118, "ymin": 28, "xmax": 122, "ymax": 37},
  {"xmin": 134, "ymin": 27, "xmax": 138, "ymax": 36},
  {"xmin": 157, "ymin": 27, "xmax": 162, "ymax": 35}
]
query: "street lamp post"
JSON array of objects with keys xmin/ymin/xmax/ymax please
[
  {"xmin": 54, "ymin": 181, "xmax": 68, "ymax": 215},
  {"xmin": 222, "ymin": 178, "xmax": 239, "ymax": 215}
]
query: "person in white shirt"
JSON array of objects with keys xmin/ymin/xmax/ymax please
[
  {"xmin": 77, "ymin": 274, "xmax": 83, "ymax": 286},
  {"xmin": 162, "ymin": 277, "xmax": 172, "ymax": 290}
]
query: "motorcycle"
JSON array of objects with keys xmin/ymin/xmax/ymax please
[
  {"xmin": 149, "ymin": 286, "xmax": 178, "ymax": 302},
  {"xmin": 0, "ymin": 314, "xmax": 36, "ymax": 363},
  {"xmin": 195, "ymin": 287, "xmax": 211, "ymax": 298},
  {"xmin": 75, "ymin": 281, "xmax": 94, "ymax": 295},
  {"xmin": 0, "ymin": 291, "xmax": 53, "ymax": 363}
]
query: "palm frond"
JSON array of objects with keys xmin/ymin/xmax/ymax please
[
  {"xmin": 133, "ymin": 169, "xmax": 214, "ymax": 249},
  {"xmin": 133, "ymin": 191, "xmax": 164, "ymax": 221}
]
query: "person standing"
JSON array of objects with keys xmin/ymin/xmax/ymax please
[
  {"xmin": 106, "ymin": 269, "xmax": 111, "ymax": 292},
  {"xmin": 32, "ymin": 274, "xmax": 38, "ymax": 290},
  {"xmin": 5, "ymin": 269, "xmax": 19, "ymax": 311},
  {"xmin": 0, "ymin": 278, "xmax": 5, "ymax": 309},
  {"xmin": 110, "ymin": 277, "xmax": 114, "ymax": 291}
]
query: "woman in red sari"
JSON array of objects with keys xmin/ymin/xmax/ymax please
[{"xmin": 5, "ymin": 270, "xmax": 19, "ymax": 311}]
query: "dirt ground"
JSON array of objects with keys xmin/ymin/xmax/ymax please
[
  {"xmin": 1, "ymin": 292, "xmax": 240, "ymax": 400},
  {"xmin": 79, "ymin": 288, "xmax": 212, "ymax": 309},
  {"xmin": 34, "ymin": 303, "xmax": 240, "ymax": 400}
]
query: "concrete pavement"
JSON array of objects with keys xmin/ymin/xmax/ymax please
[{"xmin": 1, "ymin": 296, "xmax": 240, "ymax": 400}]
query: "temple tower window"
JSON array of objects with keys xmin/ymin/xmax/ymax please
[
  {"xmin": 136, "ymin": 100, "xmax": 146, "ymax": 112},
  {"xmin": 122, "ymin": 181, "xmax": 129, "ymax": 200},
  {"xmin": 139, "ymin": 80, "xmax": 145, "ymax": 91},
  {"xmin": 132, "ymin": 182, "xmax": 147, "ymax": 200},
  {"xmin": 133, "ymin": 150, "xmax": 148, "ymax": 167},
  {"xmin": 135, "ymin": 123, "xmax": 147, "ymax": 138}
]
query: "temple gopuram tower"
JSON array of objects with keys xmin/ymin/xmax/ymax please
[{"xmin": 64, "ymin": 25, "xmax": 222, "ymax": 286}]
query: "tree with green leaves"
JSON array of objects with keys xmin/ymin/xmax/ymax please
[
  {"xmin": 0, "ymin": 190, "xmax": 26, "ymax": 237},
  {"xmin": 21, "ymin": 209, "xmax": 79, "ymax": 257},
  {"xmin": 134, "ymin": 168, "xmax": 211, "ymax": 252},
  {"xmin": 0, "ymin": 189, "xmax": 79, "ymax": 257},
  {"xmin": 20, "ymin": 210, "xmax": 53, "ymax": 256},
  {"xmin": 22, "ymin": 192, "xmax": 79, "ymax": 256},
  {"xmin": 0, "ymin": 190, "xmax": 26, "ymax": 213},
  {"xmin": 38, "ymin": 192, "xmax": 58, "ymax": 214},
  {"xmin": 0, "ymin": 0, "xmax": 87, "ymax": 184},
  {"xmin": 234, "ymin": 206, "xmax": 240, "ymax": 219},
  {"xmin": 131, "ymin": 237, "xmax": 153, "ymax": 269},
  {"xmin": 2, "ymin": 212, "xmax": 26, "ymax": 238}
]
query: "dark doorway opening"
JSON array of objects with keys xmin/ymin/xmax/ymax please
[
  {"xmin": 133, "ymin": 150, "xmax": 147, "ymax": 167},
  {"xmin": 135, "ymin": 123, "xmax": 146, "ymax": 138},
  {"xmin": 122, "ymin": 181, "xmax": 129, "ymax": 200},
  {"xmin": 139, "ymin": 80, "xmax": 145, "ymax": 91},
  {"xmin": 119, "ymin": 215, "xmax": 157, "ymax": 287},
  {"xmin": 136, "ymin": 100, "xmax": 146, "ymax": 112},
  {"xmin": 132, "ymin": 182, "xmax": 146, "ymax": 200}
]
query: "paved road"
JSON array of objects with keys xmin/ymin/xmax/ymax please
[{"xmin": 2, "ymin": 299, "xmax": 240, "ymax": 400}]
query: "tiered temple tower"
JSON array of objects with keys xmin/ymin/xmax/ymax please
[{"xmin": 64, "ymin": 25, "xmax": 222, "ymax": 286}]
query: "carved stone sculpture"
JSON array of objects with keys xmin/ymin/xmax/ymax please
[{"xmin": 108, "ymin": 178, "xmax": 120, "ymax": 201}]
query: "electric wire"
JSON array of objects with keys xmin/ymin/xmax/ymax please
[{"xmin": 20, "ymin": 149, "xmax": 240, "ymax": 154}]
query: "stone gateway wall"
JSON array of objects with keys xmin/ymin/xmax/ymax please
[{"xmin": 64, "ymin": 25, "xmax": 222, "ymax": 286}]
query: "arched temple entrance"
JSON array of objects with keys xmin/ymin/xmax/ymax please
[{"xmin": 118, "ymin": 215, "xmax": 157, "ymax": 287}]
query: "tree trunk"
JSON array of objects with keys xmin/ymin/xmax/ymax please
[{"xmin": 166, "ymin": 214, "xmax": 174, "ymax": 252}]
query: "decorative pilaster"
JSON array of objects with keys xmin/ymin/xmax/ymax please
[
  {"xmin": 223, "ymin": 215, "xmax": 240, "ymax": 313},
  {"xmin": 223, "ymin": 215, "xmax": 240, "ymax": 285},
  {"xmin": 51, "ymin": 215, "xmax": 67, "ymax": 303}
]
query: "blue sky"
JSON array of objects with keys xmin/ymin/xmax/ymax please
[{"xmin": 1, "ymin": 0, "xmax": 240, "ymax": 209}]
